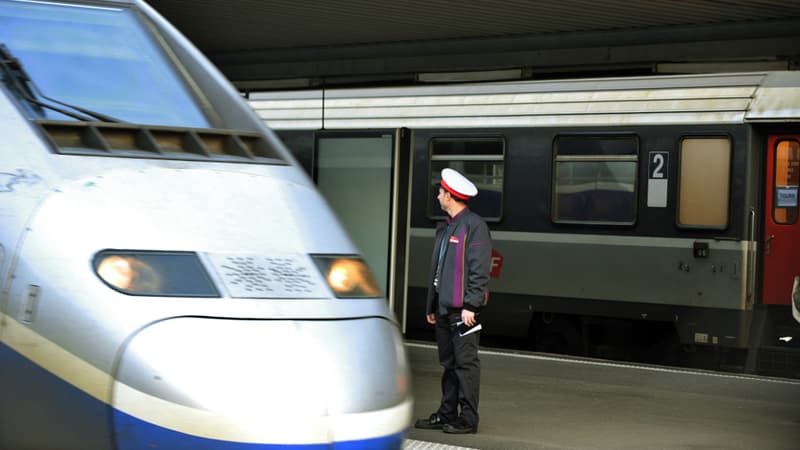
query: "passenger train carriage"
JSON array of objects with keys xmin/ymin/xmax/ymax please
[
  {"xmin": 253, "ymin": 71, "xmax": 800, "ymax": 376},
  {"xmin": 0, "ymin": 1, "xmax": 412, "ymax": 449}
]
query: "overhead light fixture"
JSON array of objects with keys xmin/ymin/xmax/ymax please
[
  {"xmin": 417, "ymin": 68, "xmax": 523, "ymax": 83},
  {"xmin": 655, "ymin": 61, "xmax": 789, "ymax": 74},
  {"xmin": 233, "ymin": 78, "xmax": 316, "ymax": 91}
]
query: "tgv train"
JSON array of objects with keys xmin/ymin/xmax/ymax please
[
  {"xmin": 0, "ymin": 1, "xmax": 411, "ymax": 449},
  {"xmin": 253, "ymin": 71, "xmax": 800, "ymax": 376}
]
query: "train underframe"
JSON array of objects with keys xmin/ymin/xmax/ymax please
[{"xmin": 405, "ymin": 288, "xmax": 800, "ymax": 378}]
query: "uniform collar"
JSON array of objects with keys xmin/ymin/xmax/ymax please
[{"xmin": 447, "ymin": 207, "xmax": 469, "ymax": 224}]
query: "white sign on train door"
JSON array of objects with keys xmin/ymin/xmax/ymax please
[{"xmin": 647, "ymin": 151, "xmax": 669, "ymax": 208}]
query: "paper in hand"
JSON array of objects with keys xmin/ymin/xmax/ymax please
[{"xmin": 456, "ymin": 320, "xmax": 482, "ymax": 337}]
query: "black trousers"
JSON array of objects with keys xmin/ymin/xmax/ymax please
[{"xmin": 435, "ymin": 312, "xmax": 481, "ymax": 427}]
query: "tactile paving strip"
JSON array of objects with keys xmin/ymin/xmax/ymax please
[{"xmin": 403, "ymin": 439, "xmax": 478, "ymax": 450}]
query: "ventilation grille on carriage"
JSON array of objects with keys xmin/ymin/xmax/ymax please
[{"xmin": 36, "ymin": 120, "xmax": 285, "ymax": 164}]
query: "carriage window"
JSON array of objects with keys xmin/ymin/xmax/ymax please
[
  {"xmin": 428, "ymin": 138, "xmax": 504, "ymax": 220},
  {"xmin": 552, "ymin": 136, "xmax": 638, "ymax": 224},
  {"xmin": 773, "ymin": 140, "xmax": 800, "ymax": 224},
  {"xmin": 677, "ymin": 137, "xmax": 731, "ymax": 228}
]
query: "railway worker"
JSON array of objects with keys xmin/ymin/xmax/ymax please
[{"xmin": 415, "ymin": 168, "xmax": 492, "ymax": 435}]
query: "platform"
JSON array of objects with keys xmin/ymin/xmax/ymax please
[{"xmin": 403, "ymin": 341, "xmax": 800, "ymax": 450}]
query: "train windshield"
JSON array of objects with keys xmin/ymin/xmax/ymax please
[{"xmin": 0, "ymin": 0, "xmax": 210, "ymax": 128}]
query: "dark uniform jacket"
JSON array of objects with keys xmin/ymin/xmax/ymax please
[{"xmin": 426, "ymin": 208, "xmax": 492, "ymax": 316}]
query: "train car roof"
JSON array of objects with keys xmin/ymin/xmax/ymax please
[{"xmin": 250, "ymin": 71, "xmax": 800, "ymax": 130}]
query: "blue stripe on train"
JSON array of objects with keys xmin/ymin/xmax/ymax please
[
  {"xmin": 113, "ymin": 409, "xmax": 406, "ymax": 449},
  {"xmin": 0, "ymin": 339, "xmax": 113, "ymax": 449}
]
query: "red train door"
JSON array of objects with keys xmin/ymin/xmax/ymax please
[{"xmin": 763, "ymin": 135, "xmax": 800, "ymax": 305}]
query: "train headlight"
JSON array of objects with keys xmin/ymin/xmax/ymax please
[
  {"xmin": 93, "ymin": 251, "xmax": 219, "ymax": 297},
  {"xmin": 312, "ymin": 255, "xmax": 382, "ymax": 298}
]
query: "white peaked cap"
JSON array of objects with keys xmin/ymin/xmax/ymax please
[{"xmin": 441, "ymin": 168, "xmax": 478, "ymax": 200}]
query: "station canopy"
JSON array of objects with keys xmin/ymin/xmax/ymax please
[{"xmin": 147, "ymin": 0, "xmax": 800, "ymax": 90}]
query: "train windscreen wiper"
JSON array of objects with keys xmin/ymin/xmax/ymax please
[{"xmin": 0, "ymin": 43, "xmax": 122, "ymax": 123}]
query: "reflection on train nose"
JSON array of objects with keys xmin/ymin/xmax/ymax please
[{"xmin": 111, "ymin": 317, "xmax": 411, "ymax": 447}]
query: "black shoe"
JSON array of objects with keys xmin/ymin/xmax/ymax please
[
  {"xmin": 442, "ymin": 417, "xmax": 477, "ymax": 434},
  {"xmin": 414, "ymin": 413, "xmax": 448, "ymax": 429}
]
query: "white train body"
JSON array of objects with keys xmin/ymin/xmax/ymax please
[{"xmin": 0, "ymin": 1, "xmax": 411, "ymax": 449}]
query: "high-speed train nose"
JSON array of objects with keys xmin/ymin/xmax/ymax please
[{"xmin": 111, "ymin": 317, "xmax": 412, "ymax": 449}]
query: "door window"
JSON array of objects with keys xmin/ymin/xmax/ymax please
[
  {"xmin": 317, "ymin": 135, "xmax": 393, "ymax": 294},
  {"xmin": 677, "ymin": 137, "xmax": 731, "ymax": 229},
  {"xmin": 773, "ymin": 140, "xmax": 800, "ymax": 225}
]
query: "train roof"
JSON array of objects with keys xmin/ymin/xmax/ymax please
[{"xmin": 249, "ymin": 71, "xmax": 800, "ymax": 130}]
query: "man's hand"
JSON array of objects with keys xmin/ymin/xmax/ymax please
[
  {"xmin": 461, "ymin": 309, "xmax": 476, "ymax": 327},
  {"xmin": 426, "ymin": 313, "xmax": 436, "ymax": 325}
]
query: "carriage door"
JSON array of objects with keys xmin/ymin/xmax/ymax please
[
  {"xmin": 315, "ymin": 131, "xmax": 412, "ymax": 319},
  {"xmin": 763, "ymin": 135, "xmax": 800, "ymax": 306}
]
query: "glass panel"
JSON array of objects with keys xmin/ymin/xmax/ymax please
[
  {"xmin": 317, "ymin": 136, "xmax": 392, "ymax": 294},
  {"xmin": 553, "ymin": 161, "xmax": 636, "ymax": 223},
  {"xmin": 432, "ymin": 139, "xmax": 504, "ymax": 156},
  {"xmin": 556, "ymin": 136, "xmax": 638, "ymax": 156},
  {"xmin": 774, "ymin": 140, "xmax": 800, "ymax": 224},
  {"xmin": 428, "ymin": 138, "xmax": 504, "ymax": 220},
  {"xmin": 678, "ymin": 137, "xmax": 731, "ymax": 228},
  {"xmin": 0, "ymin": 0, "xmax": 209, "ymax": 127},
  {"xmin": 430, "ymin": 159, "xmax": 504, "ymax": 219},
  {"xmin": 552, "ymin": 135, "xmax": 638, "ymax": 224}
]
